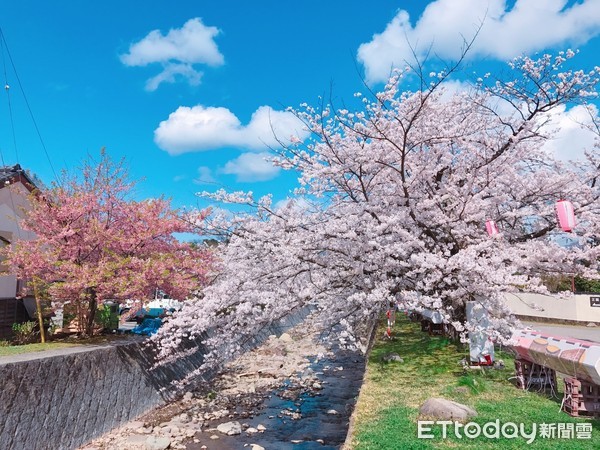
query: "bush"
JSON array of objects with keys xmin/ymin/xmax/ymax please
[
  {"xmin": 95, "ymin": 305, "xmax": 119, "ymax": 331},
  {"xmin": 12, "ymin": 321, "xmax": 39, "ymax": 345},
  {"xmin": 542, "ymin": 274, "xmax": 600, "ymax": 293},
  {"xmin": 574, "ymin": 276, "xmax": 600, "ymax": 293}
]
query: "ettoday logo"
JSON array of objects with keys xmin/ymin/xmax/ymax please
[{"xmin": 417, "ymin": 420, "xmax": 592, "ymax": 443}]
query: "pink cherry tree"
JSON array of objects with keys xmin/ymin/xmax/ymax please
[
  {"xmin": 155, "ymin": 50, "xmax": 600, "ymax": 366},
  {"xmin": 5, "ymin": 151, "xmax": 213, "ymax": 337}
]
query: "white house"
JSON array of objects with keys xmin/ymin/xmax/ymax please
[{"xmin": 0, "ymin": 165, "xmax": 38, "ymax": 339}]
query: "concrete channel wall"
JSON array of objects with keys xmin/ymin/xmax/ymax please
[{"xmin": 0, "ymin": 308, "xmax": 310, "ymax": 450}]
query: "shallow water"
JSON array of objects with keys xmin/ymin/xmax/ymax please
[{"xmin": 187, "ymin": 348, "xmax": 366, "ymax": 450}]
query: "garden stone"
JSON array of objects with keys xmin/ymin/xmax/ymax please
[
  {"xmin": 217, "ymin": 421, "xmax": 242, "ymax": 435},
  {"xmin": 587, "ymin": 322, "xmax": 598, "ymax": 327},
  {"xmin": 250, "ymin": 445, "xmax": 265, "ymax": 450},
  {"xmin": 419, "ymin": 398, "xmax": 477, "ymax": 421}
]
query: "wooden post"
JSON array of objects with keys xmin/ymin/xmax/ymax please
[{"xmin": 32, "ymin": 278, "xmax": 46, "ymax": 344}]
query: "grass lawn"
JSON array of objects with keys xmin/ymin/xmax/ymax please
[
  {"xmin": 348, "ymin": 316, "xmax": 600, "ymax": 449},
  {"xmin": 0, "ymin": 333, "xmax": 129, "ymax": 357},
  {"xmin": 0, "ymin": 342, "xmax": 78, "ymax": 357}
]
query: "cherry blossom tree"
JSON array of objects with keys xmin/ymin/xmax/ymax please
[
  {"xmin": 5, "ymin": 151, "xmax": 213, "ymax": 336},
  {"xmin": 155, "ymin": 50, "xmax": 600, "ymax": 366}
]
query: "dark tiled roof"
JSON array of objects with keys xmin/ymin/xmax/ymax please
[{"xmin": 0, "ymin": 164, "xmax": 37, "ymax": 191}]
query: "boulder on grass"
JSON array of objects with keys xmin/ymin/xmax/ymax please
[
  {"xmin": 381, "ymin": 352, "xmax": 403, "ymax": 363},
  {"xmin": 419, "ymin": 398, "xmax": 477, "ymax": 421}
]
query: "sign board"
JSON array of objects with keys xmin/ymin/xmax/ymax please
[
  {"xmin": 466, "ymin": 302, "xmax": 494, "ymax": 364},
  {"xmin": 591, "ymin": 297, "xmax": 600, "ymax": 308}
]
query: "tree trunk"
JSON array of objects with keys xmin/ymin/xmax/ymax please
[{"xmin": 84, "ymin": 287, "xmax": 97, "ymax": 337}]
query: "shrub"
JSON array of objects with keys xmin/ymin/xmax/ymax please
[
  {"xmin": 95, "ymin": 305, "xmax": 119, "ymax": 331},
  {"xmin": 12, "ymin": 321, "xmax": 39, "ymax": 345}
]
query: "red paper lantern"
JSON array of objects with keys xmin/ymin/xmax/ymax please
[
  {"xmin": 556, "ymin": 200, "xmax": 576, "ymax": 232},
  {"xmin": 485, "ymin": 220, "xmax": 499, "ymax": 236}
]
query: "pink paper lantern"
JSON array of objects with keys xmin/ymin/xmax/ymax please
[
  {"xmin": 556, "ymin": 200, "xmax": 576, "ymax": 232},
  {"xmin": 485, "ymin": 220, "xmax": 499, "ymax": 236}
]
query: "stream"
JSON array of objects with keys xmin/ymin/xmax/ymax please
[{"xmin": 186, "ymin": 348, "xmax": 366, "ymax": 450}]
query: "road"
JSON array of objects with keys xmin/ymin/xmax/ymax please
[{"xmin": 521, "ymin": 320, "xmax": 600, "ymax": 343}]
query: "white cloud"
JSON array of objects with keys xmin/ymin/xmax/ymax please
[
  {"xmin": 194, "ymin": 166, "xmax": 217, "ymax": 184},
  {"xmin": 437, "ymin": 80, "xmax": 474, "ymax": 101},
  {"xmin": 358, "ymin": 0, "xmax": 600, "ymax": 84},
  {"xmin": 120, "ymin": 18, "xmax": 224, "ymax": 91},
  {"xmin": 145, "ymin": 63, "xmax": 203, "ymax": 91},
  {"xmin": 421, "ymin": 79, "xmax": 599, "ymax": 162},
  {"xmin": 221, "ymin": 152, "xmax": 280, "ymax": 182},
  {"xmin": 154, "ymin": 105, "xmax": 308, "ymax": 155},
  {"xmin": 541, "ymin": 104, "xmax": 599, "ymax": 161},
  {"xmin": 441, "ymin": 81, "xmax": 599, "ymax": 161}
]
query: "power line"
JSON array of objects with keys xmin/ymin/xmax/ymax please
[
  {"xmin": 0, "ymin": 26, "xmax": 60, "ymax": 185},
  {"xmin": 1, "ymin": 34, "xmax": 18, "ymax": 164}
]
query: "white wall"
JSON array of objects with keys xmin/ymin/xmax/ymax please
[
  {"xmin": 503, "ymin": 292, "xmax": 600, "ymax": 323},
  {"xmin": 0, "ymin": 182, "xmax": 36, "ymax": 298}
]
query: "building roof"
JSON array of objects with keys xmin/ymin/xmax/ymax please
[{"xmin": 0, "ymin": 164, "xmax": 37, "ymax": 192}]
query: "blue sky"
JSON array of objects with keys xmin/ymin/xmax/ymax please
[{"xmin": 1, "ymin": 1, "xmax": 599, "ymax": 213}]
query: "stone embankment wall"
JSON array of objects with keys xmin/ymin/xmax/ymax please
[{"xmin": 0, "ymin": 308, "xmax": 310, "ymax": 450}]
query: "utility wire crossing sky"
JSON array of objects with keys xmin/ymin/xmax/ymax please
[{"xmin": 0, "ymin": 0, "xmax": 599, "ymax": 210}]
